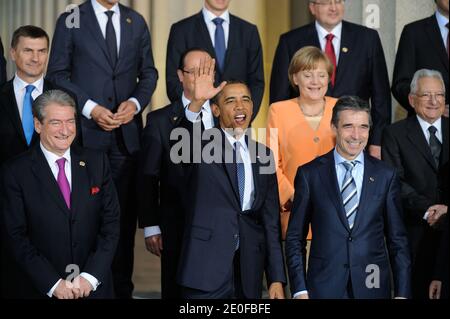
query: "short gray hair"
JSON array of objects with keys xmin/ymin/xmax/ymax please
[
  {"xmin": 32, "ymin": 90, "xmax": 76, "ymax": 122},
  {"xmin": 410, "ymin": 69, "xmax": 445, "ymax": 95}
]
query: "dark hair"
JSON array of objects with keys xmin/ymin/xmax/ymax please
[
  {"xmin": 33, "ymin": 90, "xmax": 77, "ymax": 123},
  {"xmin": 331, "ymin": 95, "xmax": 372, "ymax": 127},
  {"xmin": 178, "ymin": 47, "xmax": 211, "ymax": 70},
  {"xmin": 11, "ymin": 25, "xmax": 49, "ymax": 49},
  {"xmin": 210, "ymin": 80, "xmax": 250, "ymax": 106}
]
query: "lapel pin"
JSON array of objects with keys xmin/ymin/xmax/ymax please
[
  {"xmin": 79, "ymin": 161, "xmax": 86, "ymax": 167},
  {"xmin": 342, "ymin": 47, "xmax": 349, "ymax": 53},
  {"xmin": 173, "ymin": 116, "xmax": 178, "ymax": 121},
  {"xmin": 369, "ymin": 177, "xmax": 375, "ymax": 183},
  {"xmin": 126, "ymin": 18, "xmax": 132, "ymax": 24}
]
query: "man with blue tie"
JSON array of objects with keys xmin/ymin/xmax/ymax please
[
  {"xmin": 175, "ymin": 69, "xmax": 285, "ymax": 298},
  {"xmin": 286, "ymin": 96, "xmax": 411, "ymax": 299},
  {"xmin": 47, "ymin": 0, "xmax": 158, "ymax": 298}
]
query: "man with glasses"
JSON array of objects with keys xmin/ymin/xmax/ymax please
[
  {"xmin": 382, "ymin": 69, "xmax": 449, "ymax": 299},
  {"xmin": 270, "ymin": 0, "xmax": 391, "ymax": 160},
  {"xmin": 392, "ymin": 0, "xmax": 449, "ymax": 117}
]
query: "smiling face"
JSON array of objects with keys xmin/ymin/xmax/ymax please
[
  {"xmin": 309, "ymin": 0, "xmax": 345, "ymax": 32},
  {"xmin": 211, "ymin": 83, "xmax": 253, "ymax": 136},
  {"xmin": 293, "ymin": 61, "xmax": 329, "ymax": 102},
  {"xmin": 409, "ymin": 76, "xmax": 446, "ymax": 124},
  {"xmin": 11, "ymin": 36, "xmax": 48, "ymax": 83},
  {"xmin": 332, "ymin": 109, "xmax": 370, "ymax": 160},
  {"xmin": 34, "ymin": 103, "xmax": 76, "ymax": 156}
]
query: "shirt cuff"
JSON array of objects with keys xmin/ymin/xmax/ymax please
[
  {"xmin": 293, "ymin": 290, "xmax": 308, "ymax": 298},
  {"xmin": 144, "ymin": 226, "xmax": 162, "ymax": 238},
  {"xmin": 47, "ymin": 279, "xmax": 62, "ymax": 298},
  {"xmin": 82, "ymin": 99, "xmax": 98, "ymax": 119},
  {"xmin": 128, "ymin": 97, "xmax": 141, "ymax": 114},
  {"xmin": 423, "ymin": 211, "xmax": 429, "ymax": 220},
  {"xmin": 185, "ymin": 106, "xmax": 201, "ymax": 123},
  {"xmin": 80, "ymin": 272, "xmax": 100, "ymax": 291}
]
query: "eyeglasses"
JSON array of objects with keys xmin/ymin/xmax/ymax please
[
  {"xmin": 415, "ymin": 92, "xmax": 446, "ymax": 102},
  {"xmin": 312, "ymin": 0, "xmax": 345, "ymax": 5}
]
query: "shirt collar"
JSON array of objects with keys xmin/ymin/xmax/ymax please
[
  {"xmin": 92, "ymin": 0, "xmax": 120, "ymax": 16},
  {"xmin": 333, "ymin": 148, "xmax": 364, "ymax": 167},
  {"xmin": 435, "ymin": 10, "xmax": 449, "ymax": 28},
  {"xmin": 182, "ymin": 93, "xmax": 211, "ymax": 113},
  {"xmin": 416, "ymin": 115, "xmax": 442, "ymax": 134},
  {"xmin": 40, "ymin": 142, "xmax": 71, "ymax": 166},
  {"xmin": 222, "ymin": 128, "xmax": 248, "ymax": 151},
  {"xmin": 13, "ymin": 74, "xmax": 44, "ymax": 94},
  {"xmin": 202, "ymin": 6, "xmax": 230, "ymax": 24},
  {"xmin": 315, "ymin": 20, "xmax": 343, "ymax": 40}
]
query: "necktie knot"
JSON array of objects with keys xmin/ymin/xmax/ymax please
[
  {"xmin": 213, "ymin": 17, "xmax": 224, "ymax": 26},
  {"xmin": 446, "ymin": 22, "xmax": 449, "ymax": 29},
  {"xmin": 56, "ymin": 157, "xmax": 66, "ymax": 170},
  {"xmin": 25, "ymin": 85, "xmax": 35, "ymax": 94},
  {"xmin": 326, "ymin": 33, "xmax": 335, "ymax": 42},
  {"xmin": 105, "ymin": 10, "xmax": 114, "ymax": 19},
  {"xmin": 342, "ymin": 161, "xmax": 356, "ymax": 172},
  {"xmin": 428, "ymin": 125, "xmax": 438, "ymax": 135}
]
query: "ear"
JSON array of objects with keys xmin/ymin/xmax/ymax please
[
  {"xmin": 10, "ymin": 48, "xmax": 16, "ymax": 62},
  {"xmin": 211, "ymin": 103, "xmax": 220, "ymax": 118},
  {"xmin": 309, "ymin": 2, "xmax": 316, "ymax": 16},
  {"xmin": 177, "ymin": 69, "xmax": 184, "ymax": 83},
  {"xmin": 408, "ymin": 94, "xmax": 416, "ymax": 111},
  {"xmin": 34, "ymin": 118, "xmax": 41, "ymax": 134},
  {"xmin": 331, "ymin": 122, "xmax": 337, "ymax": 135}
]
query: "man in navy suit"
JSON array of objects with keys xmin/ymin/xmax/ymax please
[
  {"xmin": 166, "ymin": 0, "xmax": 264, "ymax": 120},
  {"xmin": 0, "ymin": 36, "xmax": 6, "ymax": 87},
  {"xmin": 47, "ymin": 0, "xmax": 158, "ymax": 298},
  {"xmin": 1, "ymin": 90, "xmax": 120, "ymax": 299},
  {"xmin": 392, "ymin": 0, "xmax": 449, "ymax": 117},
  {"xmin": 176, "ymin": 73, "xmax": 285, "ymax": 298},
  {"xmin": 270, "ymin": 0, "xmax": 391, "ymax": 159},
  {"xmin": 286, "ymin": 96, "xmax": 411, "ymax": 299}
]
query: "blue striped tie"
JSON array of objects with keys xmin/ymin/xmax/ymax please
[
  {"xmin": 22, "ymin": 84, "xmax": 35, "ymax": 145},
  {"xmin": 213, "ymin": 17, "xmax": 225, "ymax": 71},
  {"xmin": 235, "ymin": 141, "xmax": 245, "ymax": 209},
  {"xmin": 341, "ymin": 161, "xmax": 358, "ymax": 229}
]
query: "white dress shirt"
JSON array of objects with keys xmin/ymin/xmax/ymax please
[
  {"xmin": 315, "ymin": 21, "xmax": 343, "ymax": 64},
  {"xmin": 13, "ymin": 75, "xmax": 44, "ymax": 120},
  {"xmin": 202, "ymin": 6, "xmax": 230, "ymax": 48},
  {"xmin": 40, "ymin": 143, "xmax": 99, "ymax": 297},
  {"xmin": 82, "ymin": 0, "xmax": 141, "ymax": 119},
  {"xmin": 436, "ymin": 10, "xmax": 449, "ymax": 51}
]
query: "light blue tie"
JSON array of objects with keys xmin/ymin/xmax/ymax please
[
  {"xmin": 341, "ymin": 161, "xmax": 358, "ymax": 229},
  {"xmin": 22, "ymin": 85, "xmax": 35, "ymax": 145},
  {"xmin": 213, "ymin": 17, "xmax": 225, "ymax": 71}
]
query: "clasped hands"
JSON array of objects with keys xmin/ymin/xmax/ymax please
[
  {"xmin": 91, "ymin": 100, "xmax": 137, "ymax": 132},
  {"xmin": 426, "ymin": 204, "xmax": 447, "ymax": 227},
  {"xmin": 53, "ymin": 275, "xmax": 94, "ymax": 299}
]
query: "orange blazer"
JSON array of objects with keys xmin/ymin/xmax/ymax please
[{"xmin": 266, "ymin": 96, "xmax": 337, "ymax": 239}]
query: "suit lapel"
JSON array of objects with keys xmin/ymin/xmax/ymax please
[
  {"xmin": 116, "ymin": 4, "xmax": 132, "ymax": 71},
  {"xmin": 223, "ymin": 15, "xmax": 238, "ymax": 75},
  {"xmin": 442, "ymin": 119, "xmax": 449, "ymax": 165},
  {"xmin": 247, "ymin": 137, "xmax": 260, "ymax": 209},
  {"xmin": 2, "ymin": 80, "xmax": 28, "ymax": 145},
  {"xmin": 31, "ymin": 146, "xmax": 71, "ymax": 216},
  {"xmin": 407, "ymin": 116, "xmax": 437, "ymax": 171},
  {"xmin": 319, "ymin": 151, "xmax": 350, "ymax": 232},
  {"xmin": 70, "ymin": 147, "xmax": 90, "ymax": 216},
  {"xmin": 195, "ymin": 12, "xmax": 215, "ymax": 56},
  {"xmin": 169, "ymin": 100, "xmax": 185, "ymax": 126},
  {"xmin": 333, "ymin": 21, "xmax": 354, "ymax": 91},
  {"xmin": 426, "ymin": 15, "xmax": 449, "ymax": 71}
]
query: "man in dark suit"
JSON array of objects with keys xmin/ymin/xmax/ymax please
[
  {"xmin": 0, "ymin": 36, "xmax": 6, "ymax": 87},
  {"xmin": 138, "ymin": 48, "xmax": 223, "ymax": 299},
  {"xmin": 176, "ymin": 77, "xmax": 286, "ymax": 298},
  {"xmin": 286, "ymin": 96, "xmax": 411, "ymax": 299},
  {"xmin": 270, "ymin": 0, "xmax": 391, "ymax": 159},
  {"xmin": 47, "ymin": 0, "xmax": 158, "ymax": 298},
  {"xmin": 392, "ymin": 0, "xmax": 449, "ymax": 117},
  {"xmin": 165, "ymin": 0, "xmax": 264, "ymax": 120},
  {"xmin": 382, "ymin": 69, "xmax": 449, "ymax": 299},
  {"xmin": 1, "ymin": 90, "xmax": 120, "ymax": 299}
]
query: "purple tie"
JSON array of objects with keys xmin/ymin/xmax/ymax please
[{"xmin": 56, "ymin": 158, "xmax": 71, "ymax": 209}]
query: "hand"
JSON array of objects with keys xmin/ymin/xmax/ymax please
[
  {"xmin": 368, "ymin": 145, "xmax": 381, "ymax": 160},
  {"xmin": 91, "ymin": 105, "xmax": 121, "ymax": 131},
  {"xmin": 295, "ymin": 293, "xmax": 309, "ymax": 299},
  {"xmin": 72, "ymin": 276, "xmax": 93, "ymax": 298},
  {"xmin": 145, "ymin": 234, "xmax": 163, "ymax": 257},
  {"xmin": 427, "ymin": 204, "xmax": 448, "ymax": 227},
  {"xmin": 268, "ymin": 282, "xmax": 285, "ymax": 299},
  {"xmin": 53, "ymin": 280, "xmax": 77, "ymax": 299},
  {"xmin": 114, "ymin": 101, "xmax": 137, "ymax": 125},
  {"xmin": 429, "ymin": 280, "xmax": 442, "ymax": 299}
]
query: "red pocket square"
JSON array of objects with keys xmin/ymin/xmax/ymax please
[{"xmin": 91, "ymin": 186, "xmax": 100, "ymax": 195}]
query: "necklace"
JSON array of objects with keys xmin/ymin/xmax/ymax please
[{"xmin": 299, "ymin": 100, "xmax": 325, "ymax": 117}]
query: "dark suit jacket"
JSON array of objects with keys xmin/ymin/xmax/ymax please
[
  {"xmin": 270, "ymin": 21, "xmax": 391, "ymax": 145},
  {"xmin": 165, "ymin": 11, "xmax": 264, "ymax": 120},
  {"xmin": 1, "ymin": 145, "xmax": 120, "ymax": 298},
  {"xmin": 0, "ymin": 37, "xmax": 6, "ymax": 87},
  {"xmin": 177, "ymin": 129, "xmax": 286, "ymax": 298},
  {"xmin": 392, "ymin": 15, "xmax": 449, "ymax": 116},
  {"xmin": 285, "ymin": 151, "xmax": 411, "ymax": 299},
  {"xmin": 47, "ymin": 1, "xmax": 158, "ymax": 154}
]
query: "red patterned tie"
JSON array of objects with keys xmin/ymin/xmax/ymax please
[{"xmin": 325, "ymin": 33, "xmax": 337, "ymax": 86}]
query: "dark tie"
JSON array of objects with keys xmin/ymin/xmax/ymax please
[
  {"xmin": 56, "ymin": 158, "xmax": 71, "ymax": 209},
  {"xmin": 22, "ymin": 85, "xmax": 35, "ymax": 145},
  {"xmin": 325, "ymin": 34, "xmax": 336, "ymax": 86},
  {"xmin": 198, "ymin": 109, "xmax": 205, "ymax": 131},
  {"xmin": 235, "ymin": 141, "xmax": 245, "ymax": 209},
  {"xmin": 428, "ymin": 125, "xmax": 441, "ymax": 168},
  {"xmin": 213, "ymin": 18, "xmax": 226, "ymax": 71},
  {"xmin": 341, "ymin": 161, "xmax": 358, "ymax": 229},
  {"xmin": 105, "ymin": 11, "xmax": 118, "ymax": 67}
]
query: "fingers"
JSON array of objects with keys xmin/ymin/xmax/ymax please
[{"xmin": 145, "ymin": 236, "xmax": 162, "ymax": 257}]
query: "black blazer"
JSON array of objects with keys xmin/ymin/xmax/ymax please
[
  {"xmin": 165, "ymin": 11, "xmax": 264, "ymax": 120},
  {"xmin": 1, "ymin": 145, "xmax": 120, "ymax": 298},
  {"xmin": 177, "ymin": 128, "xmax": 286, "ymax": 298},
  {"xmin": 0, "ymin": 37, "xmax": 6, "ymax": 87},
  {"xmin": 392, "ymin": 15, "xmax": 449, "ymax": 116},
  {"xmin": 270, "ymin": 21, "xmax": 391, "ymax": 145}
]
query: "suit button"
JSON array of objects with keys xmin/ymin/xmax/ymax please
[
  {"xmin": 348, "ymin": 237, "xmax": 353, "ymax": 242},
  {"xmin": 108, "ymin": 97, "xmax": 113, "ymax": 102}
]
